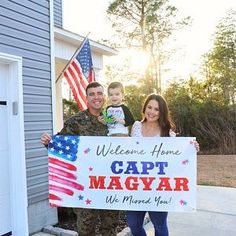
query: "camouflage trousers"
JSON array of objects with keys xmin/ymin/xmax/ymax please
[{"xmin": 74, "ymin": 208, "xmax": 120, "ymax": 236}]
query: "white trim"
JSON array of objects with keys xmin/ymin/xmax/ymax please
[
  {"xmin": 0, "ymin": 52, "xmax": 29, "ymax": 235},
  {"xmin": 54, "ymin": 27, "xmax": 118, "ymax": 56},
  {"xmin": 55, "ymin": 79, "xmax": 64, "ymax": 132},
  {"xmin": 50, "ymin": 0, "xmax": 57, "ymax": 133}
]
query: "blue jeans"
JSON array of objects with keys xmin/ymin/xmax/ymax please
[{"xmin": 126, "ymin": 211, "xmax": 168, "ymax": 236}]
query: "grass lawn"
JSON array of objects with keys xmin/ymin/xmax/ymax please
[{"xmin": 197, "ymin": 155, "xmax": 236, "ymax": 188}]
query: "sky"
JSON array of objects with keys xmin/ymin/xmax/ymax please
[{"xmin": 63, "ymin": 0, "xmax": 236, "ymax": 86}]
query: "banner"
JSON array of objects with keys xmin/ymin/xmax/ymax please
[{"xmin": 48, "ymin": 136, "xmax": 196, "ymax": 212}]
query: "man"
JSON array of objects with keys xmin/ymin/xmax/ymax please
[{"xmin": 41, "ymin": 82, "xmax": 119, "ymax": 236}]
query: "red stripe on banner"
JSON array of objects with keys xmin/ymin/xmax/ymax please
[
  {"xmin": 49, "ymin": 166, "xmax": 77, "ymax": 180},
  {"xmin": 49, "ymin": 174, "xmax": 84, "ymax": 191},
  {"xmin": 50, "ymin": 203, "xmax": 61, "ymax": 208},
  {"xmin": 49, "ymin": 157, "xmax": 77, "ymax": 171},
  {"xmin": 49, "ymin": 184, "xmax": 74, "ymax": 196},
  {"xmin": 49, "ymin": 193, "xmax": 62, "ymax": 201}
]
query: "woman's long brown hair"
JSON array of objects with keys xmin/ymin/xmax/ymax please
[{"xmin": 142, "ymin": 94, "xmax": 175, "ymax": 137}]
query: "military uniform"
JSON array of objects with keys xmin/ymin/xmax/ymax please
[{"xmin": 58, "ymin": 109, "xmax": 119, "ymax": 236}]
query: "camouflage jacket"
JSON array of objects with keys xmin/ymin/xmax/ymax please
[{"xmin": 59, "ymin": 109, "xmax": 108, "ymax": 136}]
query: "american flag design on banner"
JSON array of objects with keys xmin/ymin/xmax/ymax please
[
  {"xmin": 48, "ymin": 135, "xmax": 84, "ymax": 207},
  {"xmin": 47, "ymin": 135, "xmax": 196, "ymax": 212},
  {"xmin": 64, "ymin": 38, "xmax": 95, "ymax": 111}
]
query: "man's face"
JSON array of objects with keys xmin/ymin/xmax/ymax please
[{"xmin": 86, "ymin": 86, "xmax": 105, "ymax": 112}]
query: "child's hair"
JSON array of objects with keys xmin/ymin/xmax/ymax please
[{"xmin": 108, "ymin": 82, "xmax": 124, "ymax": 94}]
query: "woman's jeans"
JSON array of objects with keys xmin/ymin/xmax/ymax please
[{"xmin": 126, "ymin": 211, "xmax": 168, "ymax": 236}]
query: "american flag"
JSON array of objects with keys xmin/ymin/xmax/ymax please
[
  {"xmin": 48, "ymin": 135, "xmax": 84, "ymax": 206},
  {"xmin": 64, "ymin": 38, "xmax": 95, "ymax": 111}
]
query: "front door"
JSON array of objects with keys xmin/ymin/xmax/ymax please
[{"xmin": 0, "ymin": 63, "xmax": 12, "ymax": 235}]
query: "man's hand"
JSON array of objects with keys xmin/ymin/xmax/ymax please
[
  {"xmin": 98, "ymin": 115, "xmax": 107, "ymax": 125},
  {"xmin": 41, "ymin": 133, "xmax": 52, "ymax": 146}
]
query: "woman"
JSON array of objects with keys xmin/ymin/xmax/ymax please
[{"xmin": 126, "ymin": 94, "xmax": 199, "ymax": 236}]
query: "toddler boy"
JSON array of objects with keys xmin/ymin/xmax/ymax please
[{"xmin": 101, "ymin": 82, "xmax": 135, "ymax": 136}]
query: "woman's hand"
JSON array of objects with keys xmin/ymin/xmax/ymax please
[
  {"xmin": 193, "ymin": 140, "xmax": 200, "ymax": 152},
  {"xmin": 41, "ymin": 133, "xmax": 52, "ymax": 146}
]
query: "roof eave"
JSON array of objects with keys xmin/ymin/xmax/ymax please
[{"xmin": 54, "ymin": 27, "xmax": 118, "ymax": 56}]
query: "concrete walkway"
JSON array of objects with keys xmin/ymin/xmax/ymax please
[
  {"xmin": 32, "ymin": 186, "xmax": 236, "ymax": 236},
  {"xmin": 144, "ymin": 185, "xmax": 236, "ymax": 236}
]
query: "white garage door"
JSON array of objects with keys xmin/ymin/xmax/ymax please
[{"xmin": 0, "ymin": 63, "xmax": 12, "ymax": 235}]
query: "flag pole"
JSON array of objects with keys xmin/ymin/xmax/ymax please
[{"xmin": 56, "ymin": 32, "xmax": 91, "ymax": 83}]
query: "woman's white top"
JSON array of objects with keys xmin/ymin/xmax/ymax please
[{"xmin": 131, "ymin": 121, "xmax": 176, "ymax": 137}]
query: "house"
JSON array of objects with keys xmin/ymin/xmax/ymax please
[{"xmin": 0, "ymin": 0, "xmax": 116, "ymax": 235}]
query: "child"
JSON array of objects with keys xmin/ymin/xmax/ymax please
[{"xmin": 101, "ymin": 82, "xmax": 135, "ymax": 136}]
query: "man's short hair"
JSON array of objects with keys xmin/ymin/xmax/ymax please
[
  {"xmin": 108, "ymin": 82, "xmax": 124, "ymax": 94},
  {"xmin": 86, "ymin": 82, "xmax": 104, "ymax": 95}
]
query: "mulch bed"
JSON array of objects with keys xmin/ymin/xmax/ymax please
[{"xmin": 55, "ymin": 208, "xmax": 127, "ymax": 233}]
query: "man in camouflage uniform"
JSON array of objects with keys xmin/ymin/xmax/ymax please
[{"xmin": 41, "ymin": 82, "xmax": 119, "ymax": 236}]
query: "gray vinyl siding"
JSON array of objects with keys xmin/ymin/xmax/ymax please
[
  {"xmin": 0, "ymin": 0, "xmax": 52, "ymax": 204},
  {"xmin": 54, "ymin": 0, "xmax": 62, "ymax": 27}
]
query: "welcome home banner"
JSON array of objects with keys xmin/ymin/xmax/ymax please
[{"xmin": 48, "ymin": 136, "xmax": 196, "ymax": 212}]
